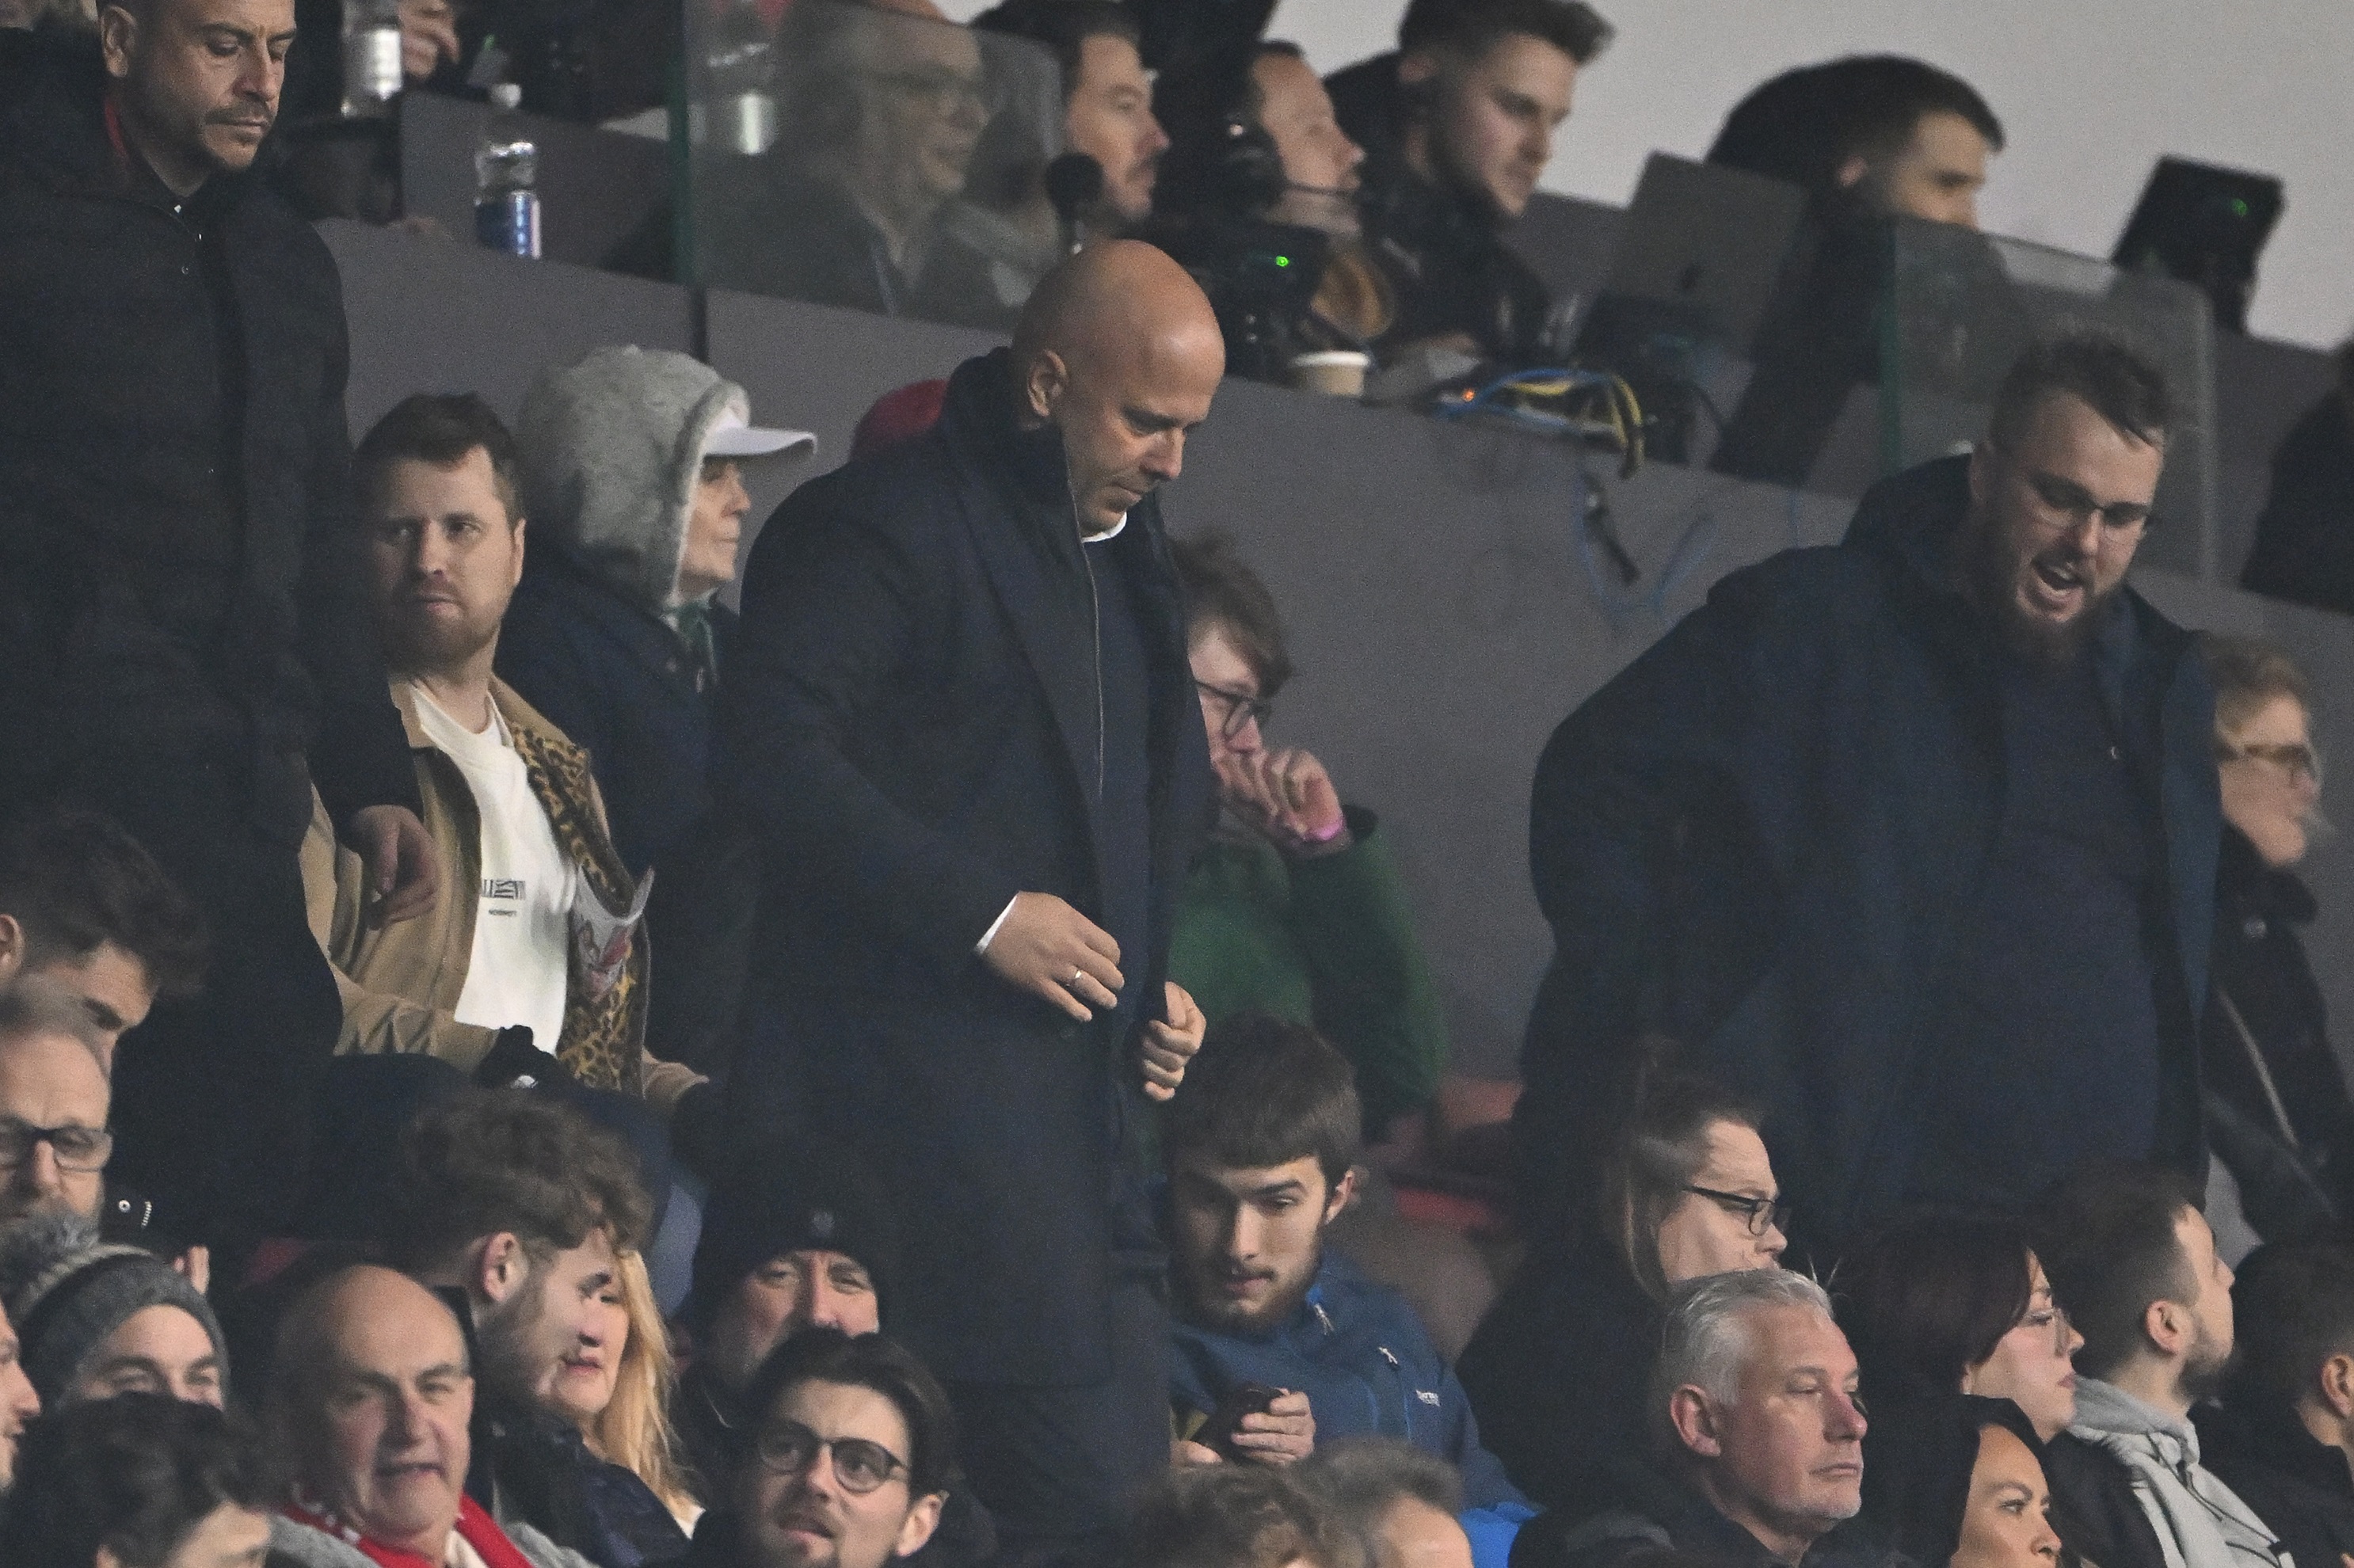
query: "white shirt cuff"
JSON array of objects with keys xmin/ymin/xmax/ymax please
[{"xmin": 975, "ymin": 895, "xmax": 1019, "ymax": 956}]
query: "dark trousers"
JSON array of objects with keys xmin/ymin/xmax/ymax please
[{"xmin": 945, "ymin": 1254, "xmax": 1170, "ymax": 1568}]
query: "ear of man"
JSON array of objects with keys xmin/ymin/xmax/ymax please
[
  {"xmin": 97, "ymin": 3, "xmax": 141, "ymax": 80},
  {"xmin": 1022, "ymin": 349, "xmax": 1068, "ymax": 425},
  {"xmin": 1670, "ymin": 1386, "xmax": 1725, "ymax": 1457},
  {"xmin": 894, "ymin": 1492, "xmax": 947, "ymax": 1558},
  {"xmin": 2143, "ymin": 1295, "xmax": 2192, "ymax": 1362},
  {"xmin": 474, "ymin": 1231, "xmax": 531, "ymax": 1307},
  {"xmin": 1320, "ymin": 1167, "xmax": 1359, "ymax": 1228},
  {"xmin": 0, "ymin": 913, "xmax": 22, "ymax": 985},
  {"xmin": 2318, "ymin": 1353, "xmax": 2354, "ymax": 1421}
]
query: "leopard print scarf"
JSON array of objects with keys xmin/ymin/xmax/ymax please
[{"xmin": 507, "ymin": 721, "xmax": 646, "ymax": 1092}]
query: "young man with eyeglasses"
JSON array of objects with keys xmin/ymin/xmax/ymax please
[
  {"xmin": 1169, "ymin": 533, "xmax": 1449, "ymax": 1146},
  {"xmin": 1161, "ymin": 1014, "xmax": 1532, "ymax": 1566},
  {"xmin": 691, "ymin": 1327, "xmax": 954, "ymax": 1568},
  {"xmin": 1525, "ymin": 332, "xmax": 2220, "ymax": 1265}
]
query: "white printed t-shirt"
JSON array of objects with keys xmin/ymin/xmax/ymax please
[{"xmin": 409, "ymin": 684, "xmax": 573, "ymax": 1053}]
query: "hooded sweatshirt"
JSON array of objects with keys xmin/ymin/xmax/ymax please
[
  {"xmin": 2070, "ymin": 1376, "xmax": 2292, "ymax": 1568},
  {"xmin": 500, "ymin": 348, "xmax": 760, "ymax": 878},
  {"xmin": 518, "ymin": 345, "xmax": 751, "ymax": 626}
]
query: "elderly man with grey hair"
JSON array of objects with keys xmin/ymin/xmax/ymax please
[
  {"xmin": 1514, "ymin": 1271, "xmax": 1895, "ymax": 1568},
  {"xmin": 1301, "ymin": 1438, "xmax": 1474, "ymax": 1568}
]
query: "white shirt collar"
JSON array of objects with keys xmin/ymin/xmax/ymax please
[{"xmin": 1080, "ymin": 512, "xmax": 1129, "ymax": 544}]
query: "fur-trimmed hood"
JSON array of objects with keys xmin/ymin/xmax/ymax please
[{"xmin": 517, "ymin": 345, "xmax": 754, "ymax": 617}]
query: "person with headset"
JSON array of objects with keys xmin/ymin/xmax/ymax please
[
  {"xmin": 1148, "ymin": 40, "xmax": 1396, "ymax": 385},
  {"xmin": 954, "ymin": 0, "xmax": 1171, "ymax": 314},
  {"xmin": 1324, "ymin": 0, "xmax": 1613, "ymax": 367}
]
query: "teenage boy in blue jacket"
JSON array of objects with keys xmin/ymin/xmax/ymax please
[{"xmin": 1162, "ymin": 1013, "xmax": 1532, "ymax": 1567}]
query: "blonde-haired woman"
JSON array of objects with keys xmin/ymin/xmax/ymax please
[
  {"xmin": 591, "ymin": 1250, "xmax": 703, "ymax": 1536},
  {"xmin": 2201, "ymin": 634, "xmax": 2354, "ymax": 1243},
  {"xmin": 520, "ymin": 1247, "xmax": 699, "ymax": 1564}
]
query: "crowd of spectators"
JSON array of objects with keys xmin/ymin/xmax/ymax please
[{"xmin": 8, "ymin": 1, "xmax": 2354, "ymax": 1568}]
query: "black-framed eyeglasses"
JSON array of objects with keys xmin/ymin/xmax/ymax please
[
  {"xmin": 756, "ymin": 1418, "xmax": 911, "ymax": 1494},
  {"xmin": 2218, "ymin": 740, "xmax": 2321, "ymax": 785},
  {"xmin": 0, "ymin": 1116, "xmax": 113, "ymax": 1174},
  {"xmin": 1195, "ymin": 679, "xmax": 1272, "ymax": 740},
  {"xmin": 1992, "ymin": 443, "xmax": 2155, "ymax": 536},
  {"xmin": 1684, "ymin": 1185, "xmax": 1789, "ymax": 1239}
]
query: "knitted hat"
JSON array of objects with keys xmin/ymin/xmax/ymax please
[
  {"xmin": 0, "ymin": 1213, "xmax": 228, "ymax": 1408},
  {"xmin": 688, "ymin": 1141, "xmax": 901, "ymax": 1331}
]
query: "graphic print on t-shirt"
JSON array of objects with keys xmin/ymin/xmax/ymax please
[{"xmin": 409, "ymin": 686, "xmax": 576, "ymax": 1052}]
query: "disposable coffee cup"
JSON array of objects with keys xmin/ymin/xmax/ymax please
[{"xmin": 1289, "ymin": 351, "xmax": 1372, "ymax": 398}]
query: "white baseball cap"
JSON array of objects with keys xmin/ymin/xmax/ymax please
[{"xmin": 703, "ymin": 409, "xmax": 816, "ymax": 459}]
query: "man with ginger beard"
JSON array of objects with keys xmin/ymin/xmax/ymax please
[
  {"xmin": 264, "ymin": 1265, "xmax": 595, "ymax": 1568},
  {"xmin": 719, "ymin": 239, "xmax": 1218, "ymax": 1564},
  {"xmin": 1522, "ymin": 333, "xmax": 2221, "ymax": 1259}
]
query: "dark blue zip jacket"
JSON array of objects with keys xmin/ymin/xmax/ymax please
[
  {"xmin": 1170, "ymin": 1250, "xmax": 1527, "ymax": 1515},
  {"xmin": 1518, "ymin": 454, "xmax": 2220, "ymax": 1255}
]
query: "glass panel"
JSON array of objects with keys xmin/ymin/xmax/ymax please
[
  {"xmin": 680, "ymin": 0, "xmax": 1065, "ymax": 333},
  {"xmin": 1882, "ymin": 217, "xmax": 2218, "ymax": 576}
]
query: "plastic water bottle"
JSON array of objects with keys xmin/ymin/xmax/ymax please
[
  {"xmin": 474, "ymin": 85, "xmax": 542, "ymax": 259},
  {"xmin": 339, "ymin": 0, "xmax": 403, "ymax": 116},
  {"xmin": 704, "ymin": 0, "xmax": 777, "ymax": 154}
]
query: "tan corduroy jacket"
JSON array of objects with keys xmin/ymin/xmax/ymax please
[{"xmin": 300, "ymin": 678, "xmax": 703, "ymax": 1116}]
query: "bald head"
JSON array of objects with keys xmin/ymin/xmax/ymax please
[
  {"xmin": 1012, "ymin": 239, "xmax": 1221, "ymax": 376},
  {"xmin": 272, "ymin": 1267, "xmax": 474, "ymax": 1559},
  {"xmin": 1011, "ymin": 241, "xmax": 1225, "ymax": 535}
]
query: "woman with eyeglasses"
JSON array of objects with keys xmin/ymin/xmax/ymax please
[
  {"xmin": 1837, "ymin": 1216, "xmax": 2093, "ymax": 1568},
  {"xmin": 1457, "ymin": 1048, "xmax": 1787, "ymax": 1517},
  {"xmin": 1836, "ymin": 1213, "xmax": 2083, "ymax": 1444},
  {"xmin": 2199, "ymin": 634, "xmax": 2354, "ymax": 1243}
]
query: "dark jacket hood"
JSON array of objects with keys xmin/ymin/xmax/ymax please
[{"xmin": 2217, "ymin": 823, "xmax": 2318, "ymax": 927}]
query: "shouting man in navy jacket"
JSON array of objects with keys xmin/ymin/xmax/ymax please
[{"xmin": 719, "ymin": 241, "xmax": 1218, "ymax": 1566}]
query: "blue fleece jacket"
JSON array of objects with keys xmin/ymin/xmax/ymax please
[{"xmin": 1171, "ymin": 1252, "xmax": 1531, "ymax": 1563}]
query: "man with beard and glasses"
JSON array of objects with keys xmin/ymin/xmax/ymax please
[
  {"xmin": 2036, "ymin": 1163, "xmax": 2288, "ymax": 1568},
  {"xmin": 382, "ymin": 1090, "xmax": 680, "ymax": 1566},
  {"xmin": 1522, "ymin": 333, "xmax": 2217, "ymax": 1259},
  {"xmin": 1160, "ymin": 1014, "xmax": 1529, "ymax": 1561}
]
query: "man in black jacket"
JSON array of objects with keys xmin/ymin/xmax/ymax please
[
  {"xmin": 0, "ymin": 9, "xmax": 432, "ymax": 1244},
  {"xmin": 1520, "ymin": 333, "xmax": 2219, "ymax": 1259},
  {"xmin": 2198, "ymin": 1241, "xmax": 2354, "ymax": 1568},
  {"xmin": 1324, "ymin": 0, "xmax": 1610, "ymax": 365},
  {"xmin": 718, "ymin": 240, "xmax": 1218, "ymax": 1566}
]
